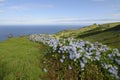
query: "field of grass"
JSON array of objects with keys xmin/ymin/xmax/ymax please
[
  {"xmin": 55, "ymin": 22, "xmax": 120, "ymax": 50},
  {"xmin": 81, "ymin": 31, "xmax": 120, "ymax": 49},
  {"xmin": 0, "ymin": 37, "xmax": 48, "ymax": 80}
]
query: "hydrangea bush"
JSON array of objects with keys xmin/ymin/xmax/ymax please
[{"xmin": 29, "ymin": 34, "xmax": 120, "ymax": 80}]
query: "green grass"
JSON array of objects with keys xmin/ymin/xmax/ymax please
[
  {"xmin": 55, "ymin": 23, "xmax": 98, "ymax": 38},
  {"xmin": 55, "ymin": 22, "xmax": 120, "ymax": 50},
  {"xmin": 77, "ymin": 23, "xmax": 120, "ymax": 50},
  {"xmin": 81, "ymin": 31, "xmax": 120, "ymax": 49},
  {"xmin": 0, "ymin": 37, "xmax": 48, "ymax": 80}
]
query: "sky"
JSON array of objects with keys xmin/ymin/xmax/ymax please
[{"xmin": 0, "ymin": 0, "xmax": 120, "ymax": 25}]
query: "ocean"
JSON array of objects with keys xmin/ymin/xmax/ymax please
[{"xmin": 0, "ymin": 25, "xmax": 83, "ymax": 41}]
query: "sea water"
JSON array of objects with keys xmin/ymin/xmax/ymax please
[{"xmin": 0, "ymin": 25, "xmax": 83, "ymax": 41}]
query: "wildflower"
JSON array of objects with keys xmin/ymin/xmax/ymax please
[
  {"xmin": 62, "ymin": 55, "xmax": 65, "ymax": 59},
  {"xmin": 29, "ymin": 34, "xmax": 120, "ymax": 79},
  {"xmin": 86, "ymin": 41, "xmax": 90, "ymax": 44},
  {"xmin": 112, "ymin": 48, "xmax": 119, "ymax": 54},
  {"xmin": 58, "ymin": 50, "xmax": 61, "ymax": 53},
  {"xmin": 95, "ymin": 56, "xmax": 100, "ymax": 61},
  {"xmin": 80, "ymin": 61, "xmax": 85, "ymax": 69},
  {"xmin": 96, "ymin": 52, "xmax": 101, "ymax": 55},
  {"xmin": 60, "ymin": 59, "xmax": 64, "ymax": 63},
  {"xmin": 86, "ymin": 52, "xmax": 93, "ymax": 56},
  {"xmin": 68, "ymin": 65, "xmax": 72, "ymax": 70},
  {"xmin": 116, "ymin": 53, "xmax": 120, "ymax": 57},
  {"xmin": 69, "ymin": 54, "xmax": 75, "ymax": 60},
  {"xmin": 78, "ymin": 49, "xmax": 83, "ymax": 53},
  {"xmin": 108, "ymin": 67, "xmax": 118, "ymax": 78},
  {"xmin": 43, "ymin": 68, "xmax": 47, "ymax": 72},
  {"xmin": 82, "ymin": 57, "xmax": 87, "ymax": 63},
  {"xmin": 102, "ymin": 63, "xmax": 109, "ymax": 69},
  {"xmin": 115, "ymin": 59, "xmax": 120, "ymax": 65},
  {"xmin": 107, "ymin": 54, "xmax": 114, "ymax": 61},
  {"xmin": 75, "ymin": 53, "xmax": 81, "ymax": 59}
]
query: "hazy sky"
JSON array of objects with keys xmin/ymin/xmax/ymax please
[{"xmin": 0, "ymin": 0, "xmax": 120, "ymax": 25}]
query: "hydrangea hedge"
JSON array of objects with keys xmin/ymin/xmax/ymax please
[{"xmin": 29, "ymin": 34, "xmax": 120, "ymax": 80}]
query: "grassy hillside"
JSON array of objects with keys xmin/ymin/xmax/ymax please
[
  {"xmin": 55, "ymin": 23, "xmax": 98, "ymax": 38},
  {"xmin": 55, "ymin": 22, "xmax": 120, "ymax": 50},
  {"xmin": 80, "ymin": 25, "xmax": 120, "ymax": 49},
  {"xmin": 0, "ymin": 37, "xmax": 48, "ymax": 80}
]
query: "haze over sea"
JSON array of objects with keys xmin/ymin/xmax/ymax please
[{"xmin": 0, "ymin": 25, "xmax": 83, "ymax": 41}]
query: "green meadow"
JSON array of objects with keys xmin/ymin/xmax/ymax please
[{"xmin": 0, "ymin": 37, "xmax": 48, "ymax": 80}]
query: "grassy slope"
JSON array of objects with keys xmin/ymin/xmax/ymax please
[
  {"xmin": 55, "ymin": 23, "xmax": 98, "ymax": 38},
  {"xmin": 0, "ymin": 37, "xmax": 48, "ymax": 80},
  {"xmin": 55, "ymin": 22, "xmax": 120, "ymax": 50},
  {"xmin": 81, "ymin": 29, "xmax": 120, "ymax": 49}
]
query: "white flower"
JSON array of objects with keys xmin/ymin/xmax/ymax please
[
  {"xmin": 62, "ymin": 55, "xmax": 65, "ymax": 59},
  {"xmin": 82, "ymin": 57, "xmax": 87, "ymax": 63},
  {"xmin": 69, "ymin": 54, "xmax": 75, "ymax": 60},
  {"xmin": 75, "ymin": 53, "xmax": 81, "ymax": 59},
  {"xmin": 78, "ymin": 49, "xmax": 83, "ymax": 53},
  {"xmin": 84, "ymin": 54, "xmax": 91, "ymax": 59},
  {"xmin": 80, "ymin": 61, "xmax": 85, "ymax": 69},
  {"xmin": 60, "ymin": 59, "xmax": 64, "ymax": 63},
  {"xmin": 96, "ymin": 52, "xmax": 101, "ymax": 55},
  {"xmin": 108, "ymin": 67, "xmax": 118, "ymax": 78},
  {"xmin": 43, "ymin": 68, "xmax": 47, "ymax": 72},
  {"xmin": 74, "ymin": 59, "xmax": 77, "ymax": 62},
  {"xmin": 68, "ymin": 65, "xmax": 72, "ymax": 70},
  {"xmin": 116, "ymin": 53, "xmax": 120, "ymax": 57},
  {"xmin": 108, "ymin": 64, "xmax": 113, "ymax": 68},
  {"xmin": 86, "ymin": 52, "xmax": 93, "ymax": 56},
  {"xmin": 115, "ymin": 59, "xmax": 120, "ymax": 65},
  {"xmin": 113, "ymin": 48, "xmax": 119, "ymax": 53},
  {"xmin": 86, "ymin": 41, "xmax": 90, "ymax": 44},
  {"xmin": 102, "ymin": 63, "xmax": 109, "ymax": 69},
  {"xmin": 95, "ymin": 56, "xmax": 100, "ymax": 61},
  {"xmin": 58, "ymin": 50, "xmax": 61, "ymax": 53},
  {"xmin": 69, "ymin": 41, "xmax": 73, "ymax": 46}
]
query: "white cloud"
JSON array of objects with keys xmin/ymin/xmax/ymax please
[
  {"xmin": 9, "ymin": 4, "xmax": 55, "ymax": 10},
  {"xmin": 0, "ymin": 18, "xmax": 54, "ymax": 25},
  {"xmin": 111, "ymin": 13, "xmax": 120, "ymax": 17},
  {"xmin": 9, "ymin": 6, "xmax": 26, "ymax": 10},
  {"xmin": 52, "ymin": 17, "xmax": 81, "ymax": 21},
  {"xmin": 0, "ymin": 9, "xmax": 4, "ymax": 12},
  {"xmin": 0, "ymin": 13, "xmax": 54, "ymax": 25},
  {"xmin": 0, "ymin": 0, "xmax": 5, "ymax": 2},
  {"xmin": 0, "ymin": 17, "xmax": 120, "ymax": 25},
  {"xmin": 52, "ymin": 17, "xmax": 120, "ymax": 24}
]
